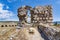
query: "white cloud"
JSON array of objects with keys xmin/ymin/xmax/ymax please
[
  {"xmin": 3, "ymin": 18, "xmax": 19, "ymax": 21},
  {"xmin": 0, "ymin": 3, "xmax": 13, "ymax": 18},
  {"xmin": 53, "ymin": 16, "xmax": 60, "ymax": 21},
  {"xmin": 0, "ymin": 10, "xmax": 13, "ymax": 18},
  {"xmin": 0, "ymin": 3, "xmax": 4, "ymax": 10},
  {"xmin": 0, "ymin": 3, "xmax": 17, "ymax": 21}
]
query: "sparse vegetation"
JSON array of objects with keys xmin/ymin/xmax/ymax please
[{"xmin": 54, "ymin": 22, "xmax": 60, "ymax": 27}]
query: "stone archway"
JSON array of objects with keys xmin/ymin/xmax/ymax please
[
  {"xmin": 9, "ymin": 25, "xmax": 11, "ymax": 27},
  {"xmin": 18, "ymin": 6, "xmax": 33, "ymax": 27},
  {"xmin": 5, "ymin": 25, "xmax": 8, "ymax": 27},
  {"xmin": 1, "ymin": 25, "xmax": 4, "ymax": 27}
]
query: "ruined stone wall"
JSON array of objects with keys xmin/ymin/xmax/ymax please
[
  {"xmin": 18, "ymin": 6, "xmax": 32, "ymax": 27},
  {"xmin": 31, "ymin": 5, "xmax": 53, "ymax": 25},
  {"xmin": 18, "ymin": 5, "xmax": 53, "ymax": 26}
]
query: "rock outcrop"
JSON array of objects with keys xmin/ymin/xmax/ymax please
[{"xmin": 38, "ymin": 25, "xmax": 60, "ymax": 40}]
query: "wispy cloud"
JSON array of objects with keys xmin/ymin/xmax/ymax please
[
  {"xmin": 3, "ymin": 18, "xmax": 19, "ymax": 21},
  {"xmin": 0, "ymin": 3, "xmax": 17, "ymax": 21},
  {"xmin": 0, "ymin": 3, "xmax": 13, "ymax": 19},
  {"xmin": 53, "ymin": 17, "xmax": 60, "ymax": 21}
]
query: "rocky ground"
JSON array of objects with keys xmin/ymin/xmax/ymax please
[
  {"xmin": 0, "ymin": 27, "xmax": 44, "ymax": 40},
  {"xmin": 38, "ymin": 25, "xmax": 60, "ymax": 40},
  {"xmin": 0, "ymin": 25, "xmax": 60, "ymax": 40}
]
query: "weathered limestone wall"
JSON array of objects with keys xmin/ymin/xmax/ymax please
[
  {"xmin": 31, "ymin": 5, "xmax": 53, "ymax": 25},
  {"xmin": 18, "ymin": 5, "xmax": 53, "ymax": 26}
]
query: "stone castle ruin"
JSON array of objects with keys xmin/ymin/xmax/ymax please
[
  {"xmin": 17, "ymin": 5, "xmax": 60, "ymax": 40},
  {"xmin": 18, "ymin": 5, "xmax": 53, "ymax": 28},
  {"xmin": 0, "ymin": 5, "xmax": 60, "ymax": 40}
]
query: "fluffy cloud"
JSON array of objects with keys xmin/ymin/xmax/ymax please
[{"xmin": 0, "ymin": 3, "xmax": 17, "ymax": 21}]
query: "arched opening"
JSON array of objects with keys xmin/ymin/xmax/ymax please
[
  {"xmin": 1, "ymin": 25, "xmax": 4, "ymax": 27},
  {"xmin": 5, "ymin": 25, "xmax": 7, "ymax": 27},
  {"xmin": 15, "ymin": 25, "xmax": 17, "ymax": 26},
  {"xmin": 9, "ymin": 25, "xmax": 11, "ymax": 27},
  {"xmin": 27, "ymin": 10, "xmax": 31, "ymax": 23},
  {"xmin": 12, "ymin": 25, "xmax": 14, "ymax": 27}
]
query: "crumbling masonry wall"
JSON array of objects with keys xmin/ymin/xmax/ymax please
[
  {"xmin": 31, "ymin": 5, "xmax": 53, "ymax": 25},
  {"xmin": 18, "ymin": 5, "xmax": 53, "ymax": 26}
]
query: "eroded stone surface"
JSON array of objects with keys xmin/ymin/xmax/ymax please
[
  {"xmin": 38, "ymin": 26, "xmax": 60, "ymax": 40},
  {"xmin": 14, "ymin": 27, "xmax": 44, "ymax": 40}
]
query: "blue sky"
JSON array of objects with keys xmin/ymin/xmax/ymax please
[{"xmin": 0, "ymin": 0, "xmax": 60, "ymax": 21}]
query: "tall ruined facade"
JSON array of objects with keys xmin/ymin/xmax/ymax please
[
  {"xmin": 18, "ymin": 5, "xmax": 53, "ymax": 26},
  {"xmin": 31, "ymin": 5, "xmax": 53, "ymax": 25}
]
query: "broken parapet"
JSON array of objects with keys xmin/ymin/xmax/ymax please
[{"xmin": 38, "ymin": 26, "xmax": 60, "ymax": 40}]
